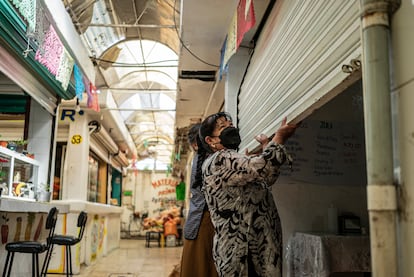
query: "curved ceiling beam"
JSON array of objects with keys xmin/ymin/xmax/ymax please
[
  {"xmin": 117, "ymin": 69, "xmax": 178, "ymax": 87},
  {"xmin": 134, "ymin": 133, "xmax": 174, "ymax": 148},
  {"xmin": 99, "ymin": 39, "xmax": 177, "ymax": 65},
  {"xmin": 114, "ymin": 80, "xmax": 176, "ymax": 106}
]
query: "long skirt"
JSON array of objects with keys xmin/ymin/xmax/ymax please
[{"xmin": 180, "ymin": 211, "xmax": 218, "ymax": 277}]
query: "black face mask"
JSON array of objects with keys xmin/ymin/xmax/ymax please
[{"xmin": 219, "ymin": 126, "xmax": 241, "ymax": 150}]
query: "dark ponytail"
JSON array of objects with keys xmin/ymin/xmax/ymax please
[{"xmin": 193, "ymin": 134, "xmax": 208, "ymax": 188}]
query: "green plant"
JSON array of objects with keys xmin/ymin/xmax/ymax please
[
  {"xmin": 14, "ymin": 138, "xmax": 28, "ymax": 146},
  {"xmin": 38, "ymin": 183, "xmax": 50, "ymax": 192}
]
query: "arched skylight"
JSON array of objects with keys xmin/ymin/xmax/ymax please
[{"xmin": 97, "ymin": 39, "xmax": 178, "ymax": 170}]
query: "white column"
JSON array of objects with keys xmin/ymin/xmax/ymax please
[
  {"xmin": 392, "ymin": 0, "xmax": 414, "ymax": 276},
  {"xmin": 28, "ymin": 100, "xmax": 53, "ymax": 185},
  {"xmin": 61, "ymin": 109, "xmax": 90, "ymax": 201}
]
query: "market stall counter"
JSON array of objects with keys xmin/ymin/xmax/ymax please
[
  {"xmin": 45, "ymin": 200, "xmax": 123, "ymax": 274},
  {"xmin": 0, "ymin": 197, "xmax": 70, "ymax": 276}
]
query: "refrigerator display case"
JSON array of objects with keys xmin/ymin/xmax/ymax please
[{"xmin": 0, "ymin": 146, "xmax": 39, "ymax": 200}]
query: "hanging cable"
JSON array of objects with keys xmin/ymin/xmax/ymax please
[
  {"xmin": 173, "ymin": 0, "xmax": 219, "ymax": 68},
  {"xmin": 91, "ymin": 57, "xmax": 179, "ymax": 66}
]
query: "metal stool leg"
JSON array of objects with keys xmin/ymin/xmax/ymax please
[
  {"xmin": 35, "ymin": 253, "xmax": 40, "ymax": 277},
  {"xmin": 32, "ymin": 253, "xmax": 41, "ymax": 277},
  {"xmin": 68, "ymin": 245, "xmax": 73, "ymax": 276},
  {"xmin": 41, "ymin": 244, "xmax": 54, "ymax": 276},
  {"xmin": 3, "ymin": 251, "xmax": 11, "ymax": 277},
  {"xmin": 5, "ymin": 252, "xmax": 15, "ymax": 277},
  {"xmin": 65, "ymin": 245, "xmax": 70, "ymax": 276}
]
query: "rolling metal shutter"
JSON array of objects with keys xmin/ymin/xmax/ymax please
[{"xmin": 238, "ymin": 0, "xmax": 361, "ymax": 151}]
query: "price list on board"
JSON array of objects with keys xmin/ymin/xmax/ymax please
[{"xmin": 278, "ymin": 119, "xmax": 367, "ymax": 185}]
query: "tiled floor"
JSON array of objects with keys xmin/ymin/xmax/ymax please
[{"xmin": 74, "ymin": 239, "xmax": 182, "ymax": 277}]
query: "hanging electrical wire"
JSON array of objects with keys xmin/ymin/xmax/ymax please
[
  {"xmin": 91, "ymin": 57, "xmax": 179, "ymax": 66},
  {"xmin": 173, "ymin": 0, "xmax": 219, "ymax": 68}
]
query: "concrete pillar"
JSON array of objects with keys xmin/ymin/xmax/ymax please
[
  {"xmin": 61, "ymin": 108, "xmax": 90, "ymax": 201},
  {"xmin": 391, "ymin": 0, "xmax": 414, "ymax": 276}
]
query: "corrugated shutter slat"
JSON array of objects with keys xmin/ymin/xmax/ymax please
[{"xmin": 238, "ymin": 0, "xmax": 360, "ymax": 151}]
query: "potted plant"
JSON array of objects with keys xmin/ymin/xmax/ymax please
[
  {"xmin": 37, "ymin": 183, "xmax": 51, "ymax": 202},
  {"xmin": 14, "ymin": 138, "xmax": 28, "ymax": 153}
]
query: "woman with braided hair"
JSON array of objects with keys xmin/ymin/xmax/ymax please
[{"xmin": 180, "ymin": 123, "xmax": 218, "ymax": 277}]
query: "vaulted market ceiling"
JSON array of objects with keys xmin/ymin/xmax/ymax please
[
  {"xmin": 61, "ymin": 0, "xmax": 272, "ymax": 174},
  {"xmin": 63, "ymin": 0, "xmax": 181, "ymax": 170}
]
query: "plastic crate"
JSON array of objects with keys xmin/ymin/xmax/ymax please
[{"xmin": 165, "ymin": 235, "xmax": 176, "ymax": 247}]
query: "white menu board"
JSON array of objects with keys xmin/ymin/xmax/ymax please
[{"xmin": 277, "ymin": 119, "xmax": 367, "ymax": 185}]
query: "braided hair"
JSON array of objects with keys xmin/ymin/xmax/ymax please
[
  {"xmin": 193, "ymin": 133, "xmax": 208, "ymax": 189},
  {"xmin": 187, "ymin": 123, "xmax": 201, "ymax": 148},
  {"xmin": 188, "ymin": 123, "xmax": 205, "ymax": 189}
]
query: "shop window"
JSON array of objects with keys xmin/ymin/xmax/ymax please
[
  {"xmin": 88, "ymin": 154, "xmax": 99, "ymax": 202},
  {"xmin": 110, "ymin": 167, "xmax": 122, "ymax": 206},
  {"xmin": 53, "ymin": 146, "xmax": 108, "ymax": 203},
  {"xmin": 53, "ymin": 143, "xmax": 65, "ymax": 200},
  {"xmin": 87, "ymin": 152, "xmax": 107, "ymax": 203}
]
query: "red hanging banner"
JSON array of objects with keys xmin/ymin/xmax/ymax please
[{"xmin": 236, "ymin": 0, "xmax": 256, "ymax": 48}]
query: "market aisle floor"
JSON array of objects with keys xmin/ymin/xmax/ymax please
[{"xmin": 72, "ymin": 239, "xmax": 182, "ymax": 277}]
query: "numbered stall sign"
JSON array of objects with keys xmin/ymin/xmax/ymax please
[{"xmin": 71, "ymin": 135, "xmax": 82, "ymax": 145}]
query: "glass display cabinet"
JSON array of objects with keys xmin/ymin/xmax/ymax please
[{"xmin": 0, "ymin": 146, "xmax": 39, "ymax": 200}]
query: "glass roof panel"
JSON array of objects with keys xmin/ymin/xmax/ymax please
[
  {"xmin": 112, "ymin": 40, "xmax": 178, "ymax": 84},
  {"xmin": 105, "ymin": 39, "xmax": 178, "ymax": 170},
  {"xmin": 81, "ymin": 0, "xmax": 125, "ymax": 57},
  {"xmin": 134, "ymin": 158, "xmax": 169, "ymax": 171},
  {"xmin": 113, "ymin": 71, "xmax": 178, "ymax": 96}
]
